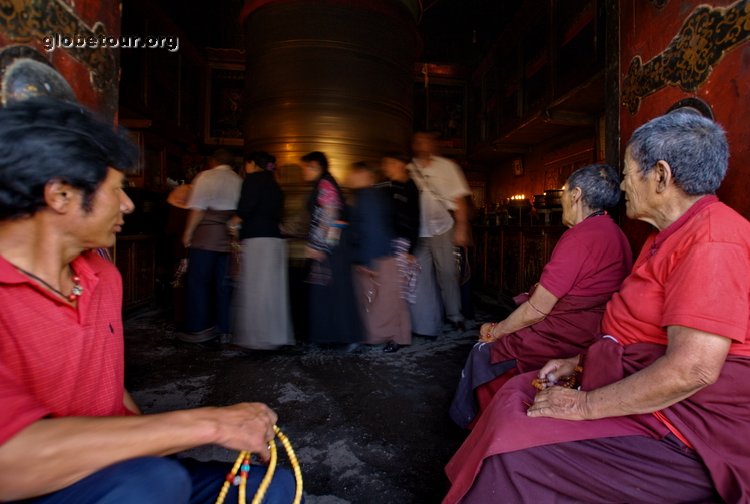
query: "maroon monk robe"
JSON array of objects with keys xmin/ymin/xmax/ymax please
[
  {"xmin": 444, "ymin": 337, "xmax": 750, "ymax": 504},
  {"xmin": 462, "ymin": 290, "xmax": 612, "ymax": 426},
  {"xmin": 491, "ymin": 289, "xmax": 612, "ymax": 372}
]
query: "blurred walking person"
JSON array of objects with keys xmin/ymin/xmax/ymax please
[
  {"xmin": 229, "ymin": 151, "xmax": 294, "ymax": 350},
  {"xmin": 180, "ymin": 149, "xmax": 241, "ymax": 343},
  {"xmin": 408, "ymin": 132, "xmax": 472, "ymax": 337},
  {"xmin": 301, "ymin": 151, "xmax": 362, "ymax": 348},
  {"xmin": 348, "ymin": 161, "xmax": 411, "ymax": 352}
]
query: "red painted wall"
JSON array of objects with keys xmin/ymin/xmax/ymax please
[{"xmin": 620, "ymin": 0, "xmax": 750, "ymax": 248}]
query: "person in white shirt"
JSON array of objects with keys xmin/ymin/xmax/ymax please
[
  {"xmin": 408, "ymin": 131, "xmax": 471, "ymax": 337},
  {"xmin": 180, "ymin": 149, "xmax": 242, "ymax": 343}
]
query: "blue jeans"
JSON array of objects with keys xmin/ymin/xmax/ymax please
[
  {"xmin": 185, "ymin": 248, "xmax": 232, "ymax": 334},
  {"xmin": 16, "ymin": 457, "xmax": 299, "ymax": 504}
]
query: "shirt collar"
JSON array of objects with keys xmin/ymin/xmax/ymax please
[
  {"xmin": 0, "ymin": 253, "xmax": 100, "ymax": 289},
  {"xmin": 650, "ymin": 194, "xmax": 718, "ymax": 254}
]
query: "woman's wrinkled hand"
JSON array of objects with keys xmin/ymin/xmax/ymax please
[
  {"xmin": 534, "ymin": 356, "xmax": 580, "ymax": 389},
  {"xmin": 526, "ymin": 387, "xmax": 589, "ymax": 420},
  {"xmin": 479, "ymin": 322, "xmax": 502, "ymax": 343}
]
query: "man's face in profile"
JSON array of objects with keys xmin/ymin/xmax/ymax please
[{"xmin": 68, "ymin": 168, "xmax": 134, "ymax": 249}]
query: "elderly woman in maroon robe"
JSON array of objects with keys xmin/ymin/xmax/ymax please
[
  {"xmin": 450, "ymin": 164, "xmax": 632, "ymax": 429},
  {"xmin": 444, "ymin": 109, "xmax": 750, "ymax": 504}
]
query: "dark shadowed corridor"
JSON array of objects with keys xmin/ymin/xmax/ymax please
[{"xmin": 124, "ymin": 298, "xmax": 508, "ymax": 503}]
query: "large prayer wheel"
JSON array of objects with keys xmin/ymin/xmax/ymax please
[{"xmin": 241, "ymin": 0, "xmax": 419, "ymax": 183}]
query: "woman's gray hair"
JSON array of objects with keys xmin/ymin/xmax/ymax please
[
  {"xmin": 566, "ymin": 164, "xmax": 621, "ymax": 210},
  {"xmin": 627, "ymin": 110, "xmax": 729, "ymax": 195}
]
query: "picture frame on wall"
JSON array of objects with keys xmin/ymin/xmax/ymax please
[
  {"xmin": 143, "ymin": 143, "xmax": 165, "ymax": 189},
  {"xmin": 413, "ymin": 78, "xmax": 467, "ymax": 155},
  {"xmin": 204, "ymin": 63, "xmax": 245, "ymax": 146},
  {"xmin": 127, "ymin": 130, "xmax": 145, "ymax": 187}
]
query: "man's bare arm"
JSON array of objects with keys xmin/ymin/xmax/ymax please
[
  {"xmin": 0, "ymin": 403, "xmax": 277, "ymax": 501},
  {"xmin": 452, "ymin": 195, "xmax": 470, "ymax": 247},
  {"xmin": 182, "ymin": 208, "xmax": 206, "ymax": 247}
]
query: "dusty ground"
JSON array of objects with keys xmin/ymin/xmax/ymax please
[{"xmin": 124, "ymin": 303, "xmax": 505, "ymax": 504}]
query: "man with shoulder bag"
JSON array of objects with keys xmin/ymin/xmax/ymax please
[{"xmin": 408, "ymin": 131, "xmax": 472, "ymax": 337}]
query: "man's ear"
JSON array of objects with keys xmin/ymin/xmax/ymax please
[
  {"xmin": 652, "ymin": 160, "xmax": 673, "ymax": 193},
  {"xmin": 44, "ymin": 180, "xmax": 75, "ymax": 213}
]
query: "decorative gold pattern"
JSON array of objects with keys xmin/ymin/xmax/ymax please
[
  {"xmin": 622, "ymin": 0, "xmax": 750, "ymax": 114},
  {"xmin": 0, "ymin": 0, "xmax": 116, "ymax": 94}
]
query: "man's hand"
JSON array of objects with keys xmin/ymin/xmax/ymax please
[
  {"xmin": 453, "ymin": 224, "xmax": 470, "ymax": 247},
  {"xmin": 211, "ymin": 403, "xmax": 278, "ymax": 462}
]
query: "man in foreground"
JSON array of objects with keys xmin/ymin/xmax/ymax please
[{"xmin": 0, "ymin": 98, "xmax": 295, "ymax": 503}]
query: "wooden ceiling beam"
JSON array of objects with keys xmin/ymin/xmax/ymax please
[{"xmin": 542, "ymin": 109, "xmax": 595, "ymax": 126}]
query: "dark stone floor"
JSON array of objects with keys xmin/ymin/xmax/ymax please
[{"xmin": 123, "ymin": 298, "xmax": 507, "ymax": 504}]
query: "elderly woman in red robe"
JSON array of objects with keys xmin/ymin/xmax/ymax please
[
  {"xmin": 450, "ymin": 164, "xmax": 632, "ymax": 429},
  {"xmin": 444, "ymin": 109, "xmax": 750, "ymax": 503}
]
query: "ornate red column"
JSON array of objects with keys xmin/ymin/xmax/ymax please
[{"xmin": 0, "ymin": 0, "xmax": 122, "ymax": 119}]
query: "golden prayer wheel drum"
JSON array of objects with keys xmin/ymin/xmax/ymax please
[{"xmin": 241, "ymin": 0, "xmax": 419, "ymax": 184}]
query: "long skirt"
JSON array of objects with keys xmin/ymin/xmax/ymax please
[
  {"xmin": 354, "ymin": 257, "xmax": 411, "ymax": 346},
  {"xmin": 307, "ymin": 231, "xmax": 362, "ymax": 344},
  {"xmin": 231, "ymin": 237, "xmax": 294, "ymax": 350}
]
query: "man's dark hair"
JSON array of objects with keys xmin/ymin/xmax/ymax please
[
  {"xmin": 352, "ymin": 160, "xmax": 384, "ymax": 182},
  {"xmin": 246, "ymin": 150, "xmax": 276, "ymax": 171},
  {"xmin": 382, "ymin": 150, "xmax": 410, "ymax": 164},
  {"xmin": 210, "ymin": 148, "xmax": 235, "ymax": 167},
  {"xmin": 301, "ymin": 151, "xmax": 329, "ymax": 173},
  {"xmin": 0, "ymin": 98, "xmax": 137, "ymax": 220},
  {"xmin": 414, "ymin": 130, "xmax": 440, "ymax": 140}
]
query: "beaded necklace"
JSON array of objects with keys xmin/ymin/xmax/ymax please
[
  {"xmin": 214, "ymin": 425, "xmax": 303, "ymax": 504},
  {"xmin": 15, "ymin": 265, "xmax": 83, "ymax": 302}
]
